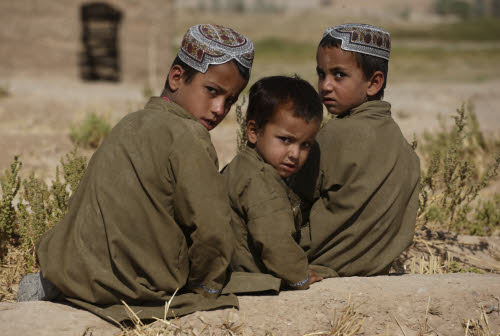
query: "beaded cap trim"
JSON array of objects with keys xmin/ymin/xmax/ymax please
[
  {"xmin": 178, "ymin": 24, "xmax": 254, "ymax": 73},
  {"xmin": 323, "ymin": 23, "xmax": 390, "ymax": 60}
]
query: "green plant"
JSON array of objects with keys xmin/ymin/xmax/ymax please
[
  {"xmin": 70, "ymin": 112, "xmax": 111, "ymax": 148},
  {"xmin": 417, "ymin": 104, "xmax": 500, "ymax": 234},
  {"xmin": 235, "ymin": 96, "xmax": 248, "ymax": 153},
  {"xmin": 0, "ymin": 149, "xmax": 88, "ymax": 271},
  {"xmin": 0, "ymin": 84, "xmax": 9, "ymax": 98},
  {"xmin": 0, "ymin": 156, "xmax": 22, "ymax": 259},
  {"xmin": 454, "ymin": 194, "xmax": 500, "ymax": 236},
  {"xmin": 435, "ymin": 0, "xmax": 472, "ymax": 19}
]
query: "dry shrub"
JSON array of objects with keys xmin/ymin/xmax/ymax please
[
  {"xmin": 70, "ymin": 112, "xmax": 111, "ymax": 148},
  {"xmin": 0, "ymin": 148, "xmax": 87, "ymax": 298},
  {"xmin": 417, "ymin": 103, "xmax": 500, "ymax": 235},
  {"xmin": 235, "ymin": 96, "xmax": 247, "ymax": 153}
]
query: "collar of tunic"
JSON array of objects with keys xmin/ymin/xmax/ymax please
[
  {"xmin": 338, "ymin": 100, "xmax": 391, "ymax": 119},
  {"xmin": 145, "ymin": 97, "xmax": 199, "ymax": 123}
]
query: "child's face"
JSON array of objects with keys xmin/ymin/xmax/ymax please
[
  {"xmin": 316, "ymin": 46, "xmax": 371, "ymax": 115},
  {"xmin": 248, "ymin": 104, "xmax": 320, "ymax": 178},
  {"xmin": 170, "ymin": 61, "xmax": 248, "ymax": 131}
]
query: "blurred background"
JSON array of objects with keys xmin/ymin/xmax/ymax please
[{"xmin": 0, "ymin": 0, "xmax": 499, "ymax": 177}]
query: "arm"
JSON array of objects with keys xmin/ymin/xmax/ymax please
[
  {"xmin": 244, "ymin": 169, "xmax": 310, "ymax": 290},
  {"xmin": 171, "ymin": 132, "xmax": 233, "ymax": 297}
]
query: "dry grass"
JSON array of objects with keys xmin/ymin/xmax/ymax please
[
  {"xmin": 463, "ymin": 307, "xmax": 499, "ymax": 336},
  {"xmin": 114, "ymin": 293, "xmax": 365, "ymax": 336},
  {"xmin": 0, "ymin": 245, "xmax": 26, "ymax": 302},
  {"xmin": 303, "ymin": 297, "xmax": 365, "ymax": 336}
]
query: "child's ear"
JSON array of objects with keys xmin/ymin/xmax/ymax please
[
  {"xmin": 246, "ymin": 120, "xmax": 259, "ymax": 144},
  {"xmin": 366, "ymin": 70, "xmax": 385, "ymax": 97},
  {"xmin": 167, "ymin": 65, "xmax": 185, "ymax": 92}
]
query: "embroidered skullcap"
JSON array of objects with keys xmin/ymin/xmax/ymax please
[
  {"xmin": 178, "ymin": 24, "xmax": 254, "ymax": 73},
  {"xmin": 323, "ymin": 23, "xmax": 391, "ymax": 60}
]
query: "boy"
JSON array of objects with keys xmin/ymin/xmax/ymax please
[
  {"xmin": 222, "ymin": 76, "xmax": 324, "ymax": 294},
  {"xmin": 293, "ymin": 24, "xmax": 420, "ymax": 277},
  {"xmin": 18, "ymin": 24, "xmax": 254, "ymax": 322}
]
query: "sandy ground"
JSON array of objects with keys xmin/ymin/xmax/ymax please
[{"xmin": 1, "ymin": 273, "xmax": 499, "ymax": 336}]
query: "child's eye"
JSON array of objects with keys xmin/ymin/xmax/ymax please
[
  {"xmin": 334, "ymin": 71, "xmax": 346, "ymax": 79},
  {"xmin": 317, "ymin": 71, "xmax": 325, "ymax": 80},
  {"xmin": 278, "ymin": 136, "xmax": 290, "ymax": 143},
  {"xmin": 301, "ymin": 142, "xmax": 313, "ymax": 150},
  {"xmin": 206, "ymin": 86, "xmax": 217, "ymax": 95}
]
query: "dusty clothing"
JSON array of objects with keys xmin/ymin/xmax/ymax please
[
  {"xmin": 292, "ymin": 101, "xmax": 420, "ymax": 277},
  {"xmin": 222, "ymin": 146, "xmax": 309, "ymax": 292},
  {"xmin": 37, "ymin": 97, "xmax": 237, "ymax": 322}
]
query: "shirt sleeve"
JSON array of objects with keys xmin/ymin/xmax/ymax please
[
  {"xmin": 243, "ymin": 168, "xmax": 309, "ymax": 289},
  {"xmin": 170, "ymin": 129, "xmax": 233, "ymax": 296}
]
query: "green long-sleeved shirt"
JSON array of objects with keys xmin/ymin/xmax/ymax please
[
  {"xmin": 37, "ymin": 97, "xmax": 237, "ymax": 322},
  {"xmin": 222, "ymin": 146, "xmax": 309, "ymax": 290},
  {"xmin": 292, "ymin": 100, "xmax": 420, "ymax": 277}
]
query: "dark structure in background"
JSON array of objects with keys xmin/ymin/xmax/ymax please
[{"xmin": 80, "ymin": 3, "xmax": 122, "ymax": 81}]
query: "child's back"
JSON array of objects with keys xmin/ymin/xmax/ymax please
[
  {"xmin": 27, "ymin": 24, "xmax": 254, "ymax": 323},
  {"xmin": 294, "ymin": 24, "xmax": 420, "ymax": 277},
  {"xmin": 38, "ymin": 99, "xmax": 232, "ymax": 306},
  {"xmin": 300, "ymin": 100, "xmax": 420, "ymax": 276}
]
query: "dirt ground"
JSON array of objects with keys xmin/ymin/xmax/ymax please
[{"xmin": 1, "ymin": 273, "xmax": 499, "ymax": 336}]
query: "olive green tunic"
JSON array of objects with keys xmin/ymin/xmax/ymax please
[
  {"xmin": 37, "ymin": 97, "xmax": 237, "ymax": 323},
  {"xmin": 222, "ymin": 146, "xmax": 310, "ymax": 292},
  {"xmin": 292, "ymin": 101, "xmax": 420, "ymax": 277}
]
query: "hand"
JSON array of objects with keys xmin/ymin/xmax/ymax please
[{"xmin": 308, "ymin": 269, "xmax": 323, "ymax": 285}]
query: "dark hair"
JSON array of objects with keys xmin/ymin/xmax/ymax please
[
  {"xmin": 319, "ymin": 35, "xmax": 388, "ymax": 100},
  {"xmin": 246, "ymin": 75, "xmax": 323, "ymax": 129},
  {"xmin": 164, "ymin": 56, "xmax": 251, "ymax": 90}
]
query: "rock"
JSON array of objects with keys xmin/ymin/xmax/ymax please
[{"xmin": 1, "ymin": 274, "xmax": 499, "ymax": 336}]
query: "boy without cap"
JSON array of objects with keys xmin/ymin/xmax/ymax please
[
  {"xmin": 222, "ymin": 76, "xmax": 324, "ymax": 294},
  {"xmin": 293, "ymin": 24, "xmax": 420, "ymax": 277},
  {"xmin": 18, "ymin": 24, "xmax": 254, "ymax": 322}
]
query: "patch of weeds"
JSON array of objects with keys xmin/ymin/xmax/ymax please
[
  {"xmin": 0, "ymin": 156, "xmax": 22, "ymax": 259},
  {"xmin": 70, "ymin": 112, "xmax": 111, "ymax": 148},
  {"xmin": 253, "ymin": 38, "xmax": 316, "ymax": 62},
  {"xmin": 417, "ymin": 103, "xmax": 500, "ymax": 234},
  {"xmin": 0, "ymin": 84, "xmax": 10, "ymax": 98},
  {"xmin": 235, "ymin": 96, "xmax": 248, "ymax": 153},
  {"xmin": 0, "ymin": 148, "xmax": 87, "ymax": 274},
  {"xmin": 390, "ymin": 19, "xmax": 500, "ymax": 41}
]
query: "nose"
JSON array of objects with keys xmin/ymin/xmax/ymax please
[
  {"xmin": 288, "ymin": 144, "xmax": 300, "ymax": 162},
  {"xmin": 211, "ymin": 98, "xmax": 225, "ymax": 118},
  {"xmin": 319, "ymin": 76, "xmax": 333, "ymax": 95}
]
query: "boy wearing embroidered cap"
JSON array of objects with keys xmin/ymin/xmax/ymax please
[
  {"xmin": 222, "ymin": 76, "xmax": 324, "ymax": 294},
  {"xmin": 293, "ymin": 24, "xmax": 420, "ymax": 277},
  {"xmin": 21, "ymin": 24, "xmax": 254, "ymax": 322}
]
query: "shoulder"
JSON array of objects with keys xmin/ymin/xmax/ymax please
[
  {"xmin": 318, "ymin": 117, "xmax": 376, "ymax": 151},
  {"xmin": 224, "ymin": 149, "xmax": 287, "ymax": 201}
]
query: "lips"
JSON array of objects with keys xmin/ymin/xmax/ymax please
[
  {"xmin": 201, "ymin": 118, "xmax": 217, "ymax": 130},
  {"xmin": 280, "ymin": 162, "xmax": 297, "ymax": 173},
  {"xmin": 322, "ymin": 97, "xmax": 336, "ymax": 106}
]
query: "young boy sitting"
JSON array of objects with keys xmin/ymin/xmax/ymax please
[
  {"xmin": 222, "ymin": 76, "xmax": 324, "ymax": 293},
  {"xmin": 293, "ymin": 24, "xmax": 420, "ymax": 277},
  {"xmin": 18, "ymin": 24, "xmax": 254, "ymax": 322}
]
